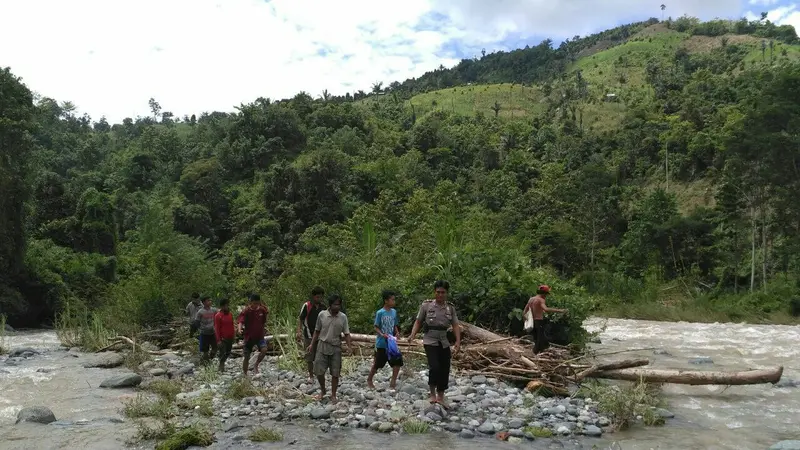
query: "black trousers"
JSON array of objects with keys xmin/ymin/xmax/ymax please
[
  {"xmin": 218, "ymin": 339, "xmax": 233, "ymax": 365},
  {"xmin": 424, "ymin": 344, "xmax": 452, "ymax": 393},
  {"xmin": 533, "ymin": 319, "xmax": 549, "ymax": 354}
]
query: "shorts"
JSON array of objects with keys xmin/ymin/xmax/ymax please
[
  {"xmin": 303, "ymin": 336, "xmax": 317, "ymax": 363},
  {"xmin": 199, "ymin": 333, "xmax": 217, "ymax": 354},
  {"xmin": 314, "ymin": 341, "xmax": 342, "ymax": 377},
  {"xmin": 243, "ymin": 338, "xmax": 267, "ymax": 356},
  {"xmin": 374, "ymin": 347, "xmax": 403, "ymax": 369}
]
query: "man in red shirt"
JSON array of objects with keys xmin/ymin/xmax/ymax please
[
  {"xmin": 215, "ymin": 298, "xmax": 235, "ymax": 373},
  {"xmin": 238, "ymin": 293, "xmax": 269, "ymax": 376}
]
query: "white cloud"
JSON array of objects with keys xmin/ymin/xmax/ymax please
[
  {"xmin": 745, "ymin": 3, "xmax": 800, "ymax": 30},
  {"xmin": 749, "ymin": 0, "xmax": 780, "ymax": 5},
  {"xmin": 0, "ymin": 0, "xmax": 744, "ymax": 123}
]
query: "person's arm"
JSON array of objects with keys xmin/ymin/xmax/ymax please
[
  {"xmin": 237, "ymin": 310, "xmax": 246, "ymax": 335},
  {"xmin": 263, "ymin": 306, "xmax": 269, "ymax": 334},
  {"xmin": 308, "ymin": 315, "xmax": 322, "ymax": 351},
  {"xmin": 297, "ymin": 304, "xmax": 307, "ymax": 339},
  {"xmin": 214, "ymin": 314, "xmax": 221, "ymax": 343},
  {"xmin": 343, "ymin": 315, "xmax": 352, "ymax": 348},
  {"xmin": 374, "ymin": 311, "xmax": 385, "ymax": 337},
  {"xmin": 542, "ymin": 299, "xmax": 567, "ymax": 313},
  {"xmin": 408, "ymin": 305, "xmax": 425, "ymax": 341},
  {"xmin": 451, "ymin": 307, "xmax": 461, "ymax": 352}
]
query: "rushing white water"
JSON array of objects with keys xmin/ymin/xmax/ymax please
[{"xmin": 1, "ymin": 318, "xmax": 798, "ymax": 449}]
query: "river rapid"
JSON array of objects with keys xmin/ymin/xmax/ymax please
[{"xmin": 0, "ymin": 318, "xmax": 798, "ymax": 450}]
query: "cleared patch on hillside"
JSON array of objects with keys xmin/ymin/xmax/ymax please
[
  {"xmin": 408, "ymin": 83, "xmax": 546, "ymax": 118},
  {"xmin": 645, "ymin": 178, "xmax": 717, "ymax": 214},
  {"xmin": 682, "ymin": 34, "xmax": 761, "ymax": 53},
  {"xmin": 631, "ymin": 22, "xmax": 675, "ymax": 39}
]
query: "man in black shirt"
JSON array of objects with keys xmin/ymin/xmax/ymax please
[{"xmin": 297, "ymin": 286, "xmax": 326, "ymax": 381}]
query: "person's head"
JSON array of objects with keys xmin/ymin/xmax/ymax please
[
  {"xmin": 191, "ymin": 292, "xmax": 200, "ymax": 303},
  {"xmin": 382, "ymin": 289, "xmax": 396, "ymax": 308},
  {"xmin": 311, "ymin": 286, "xmax": 325, "ymax": 304},
  {"xmin": 537, "ymin": 285, "xmax": 551, "ymax": 297},
  {"xmin": 201, "ymin": 295, "xmax": 212, "ymax": 308},
  {"xmin": 328, "ymin": 294, "xmax": 342, "ymax": 314},
  {"xmin": 219, "ymin": 298, "xmax": 230, "ymax": 312},
  {"xmin": 248, "ymin": 293, "xmax": 261, "ymax": 309},
  {"xmin": 434, "ymin": 280, "xmax": 449, "ymax": 302}
]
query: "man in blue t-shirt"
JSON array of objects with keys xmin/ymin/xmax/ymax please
[{"xmin": 367, "ymin": 290, "xmax": 403, "ymax": 389}]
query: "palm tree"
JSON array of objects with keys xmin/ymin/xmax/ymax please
[
  {"xmin": 660, "ymin": 4, "xmax": 666, "ymax": 21},
  {"xmin": 320, "ymin": 89, "xmax": 330, "ymax": 103},
  {"xmin": 371, "ymin": 81, "xmax": 383, "ymax": 94}
]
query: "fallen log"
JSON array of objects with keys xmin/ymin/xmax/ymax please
[
  {"xmin": 574, "ymin": 359, "xmax": 651, "ymax": 382},
  {"xmin": 460, "ymin": 323, "xmax": 505, "ymax": 343},
  {"xmin": 588, "ymin": 366, "xmax": 784, "ymax": 385}
]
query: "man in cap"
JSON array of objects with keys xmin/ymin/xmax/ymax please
[{"xmin": 523, "ymin": 285, "xmax": 567, "ymax": 354}]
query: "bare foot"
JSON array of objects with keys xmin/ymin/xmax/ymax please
[
  {"xmin": 389, "ymin": 383, "xmax": 396, "ymax": 389},
  {"xmin": 252, "ymin": 366, "xmax": 259, "ymax": 375},
  {"xmin": 367, "ymin": 381, "xmax": 375, "ymax": 389},
  {"xmin": 330, "ymin": 395, "xmax": 338, "ymax": 404},
  {"xmin": 429, "ymin": 395, "xmax": 436, "ymax": 404},
  {"xmin": 315, "ymin": 393, "xmax": 325, "ymax": 401}
]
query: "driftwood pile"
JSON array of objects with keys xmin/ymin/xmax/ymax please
[{"xmin": 103, "ymin": 320, "xmax": 785, "ymax": 390}]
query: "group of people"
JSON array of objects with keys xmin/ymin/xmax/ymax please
[{"xmin": 185, "ymin": 280, "xmax": 565, "ymax": 406}]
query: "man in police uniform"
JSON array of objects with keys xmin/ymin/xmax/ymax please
[{"xmin": 408, "ymin": 280, "xmax": 461, "ymax": 406}]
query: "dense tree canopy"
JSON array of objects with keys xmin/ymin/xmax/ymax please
[{"xmin": 1, "ymin": 17, "xmax": 799, "ymax": 338}]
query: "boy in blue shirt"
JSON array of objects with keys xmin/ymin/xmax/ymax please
[{"xmin": 367, "ymin": 290, "xmax": 403, "ymax": 389}]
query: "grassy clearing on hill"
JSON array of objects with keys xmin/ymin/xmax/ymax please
[{"xmin": 408, "ymin": 83, "xmax": 545, "ymax": 118}]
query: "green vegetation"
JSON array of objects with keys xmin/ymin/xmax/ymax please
[
  {"xmin": 523, "ymin": 426, "xmax": 553, "ymax": 438},
  {"xmin": 226, "ymin": 378, "xmax": 267, "ymax": 400},
  {"xmin": 146, "ymin": 380, "xmax": 183, "ymax": 401},
  {"xmin": 248, "ymin": 426, "xmax": 284, "ymax": 442},
  {"xmin": 1, "ymin": 15, "xmax": 800, "ymax": 348},
  {"xmin": 121, "ymin": 394, "xmax": 174, "ymax": 420},
  {"xmin": 402, "ymin": 419, "xmax": 430, "ymax": 434},
  {"xmin": 581, "ymin": 381, "xmax": 665, "ymax": 430},
  {"xmin": 154, "ymin": 425, "xmax": 214, "ymax": 450}
]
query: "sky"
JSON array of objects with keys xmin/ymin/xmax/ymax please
[{"xmin": 0, "ymin": 0, "xmax": 796, "ymax": 123}]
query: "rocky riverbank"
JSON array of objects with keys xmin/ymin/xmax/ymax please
[{"xmin": 127, "ymin": 348, "xmax": 620, "ymax": 444}]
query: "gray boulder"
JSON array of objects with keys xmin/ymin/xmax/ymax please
[
  {"xmin": 16, "ymin": 406, "xmax": 56, "ymax": 424},
  {"xmin": 9, "ymin": 347, "xmax": 38, "ymax": 358},
  {"xmin": 99, "ymin": 373, "xmax": 142, "ymax": 388},
  {"xmin": 83, "ymin": 352, "xmax": 124, "ymax": 368}
]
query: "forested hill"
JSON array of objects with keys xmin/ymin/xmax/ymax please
[{"xmin": 1, "ymin": 16, "xmax": 799, "ymax": 338}]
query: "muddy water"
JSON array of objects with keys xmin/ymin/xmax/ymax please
[
  {"xmin": 1, "ymin": 318, "xmax": 798, "ymax": 449},
  {"xmin": 583, "ymin": 318, "xmax": 800, "ymax": 450}
]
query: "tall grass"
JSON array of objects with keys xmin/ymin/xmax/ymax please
[
  {"xmin": 580, "ymin": 380, "xmax": 665, "ymax": 430},
  {"xmin": 55, "ymin": 302, "xmax": 115, "ymax": 351}
]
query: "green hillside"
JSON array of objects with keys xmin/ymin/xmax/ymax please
[
  {"xmin": 367, "ymin": 21, "xmax": 800, "ymax": 135},
  {"xmin": 1, "ymin": 15, "xmax": 800, "ymax": 344}
]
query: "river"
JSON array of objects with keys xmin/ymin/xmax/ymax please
[{"xmin": 0, "ymin": 318, "xmax": 797, "ymax": 449}]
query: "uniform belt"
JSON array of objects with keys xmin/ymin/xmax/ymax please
[{"xmin": 426, "ymin": 325, "xmax": 449, "ymax": 331}]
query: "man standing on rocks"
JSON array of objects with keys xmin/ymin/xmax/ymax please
[
  {"xmin": 367, "ymin": 289, "xmax": 402, "ymax": 389},
  {"xmin": 308, "ymin": 294, "xmax": 351, "ymax": 403},
  {"xmin": 215, "ymin": 298, "xmax": 235, "ymax": 373},
  {"xmin": 408, "ymin": 280, "xmax": 461, "ymax": 406},
  {"xmin": 185, "ymin": 292, "xmax": 201, "ymax": 338},
  {"xmin": 195, "ymin": 295, "xmax": 218, "ymax": 362},
  {"xmin": 523, "ymin": 285, "xmax": 567, "ymax": 354},
  {"xmin": 238, "ymin": 293, "xmax": 269, "ymax": 376},
  {"xmin": 297, "ymin": 286, "xmax": 325, "ymax": 382}
]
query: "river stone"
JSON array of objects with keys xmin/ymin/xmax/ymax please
[
  {"xmin": 584, "ymin": 425, "xmax": 602, "ymax": 436},
  {"xmin": 770, "ymin": 441, "xmax": 800, "ymax": 450},
  {"xmin": 378, "ymin": 422, "xmax": 394, "ymax": 433},
  {"xmin": 16, "ymin": 406, "xmax": 56, "ymax": 424},
  {"xmin": 9, "ymin": 347, "xmax": 39, "ymax": 358},
  {"xmin": 775, "ymin": 378, "xmax": 800, "ymax": 388},
  {"xmin": 83, "ymin": 352, "xmax": 124, "ymax": 368},
  {"xmin": 311, "ymin": 408, "xmax": 330, "ymax": 419},
  {"xmin": 477, "ymin": 421, "xmax": 495, "ymax": 434},
  {"xmin": 100, "ymin": 373, "xmax": 142, "ymax": 388},
  {"xmin": 471, "ymin": 375, "xmax": 487, "ymax": 384},
  {"xmin": 444, "ymin": 422, "xmax": 462, "ymax": 432},
  {"xmin": 149, "ymin": 368, "xmax": 166, "ymax": 376},
  {"xmin": 4, "ymin": 323, "xmax": 13, "ymax": 332},
  {"xmin": 655, "ymin": 408, "xmax": 674, "ymax": 418},
  {"xmin": 459, "ymin": 429, "xmax": 475, "ymax": 439},
  {"xmin": 688, "ymin": 357, "xmax": 714, "ymax": 365}
]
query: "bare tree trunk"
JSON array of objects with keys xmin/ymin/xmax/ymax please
[
  {"xmin": 588, "ymin": 366, "xmax": 784, "ymax": 385},
  {"xmin": 762, "ymin": 207, "xmax": 767, "ymax": 292},
  {"xmin": 590, "ymin": 218, "xmax": 596, "ymax": 268},
  {"xmin": 750, "ymin": 207, "xmax": 756, "ymax": 293}
]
